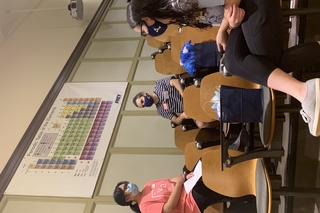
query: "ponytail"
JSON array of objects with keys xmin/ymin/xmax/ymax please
[{"xmin": 129, "ymin": 203, "xmax": 141, "ymax": 213}]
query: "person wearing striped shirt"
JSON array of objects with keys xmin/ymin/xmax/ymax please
[{"xmin": 133, "ymin": 76, "xmax": 215, "ymax": 128}]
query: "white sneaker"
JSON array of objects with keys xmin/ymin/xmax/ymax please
[{"xmin": 300, "ymin": 78, "xmax": 320, "ymax": 136}]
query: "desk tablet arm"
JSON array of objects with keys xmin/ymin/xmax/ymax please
[{"xmin": 222, "ymin": 146, "xmax": 284, "ymax": 168}]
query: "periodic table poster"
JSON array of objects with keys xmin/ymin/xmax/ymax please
[{"xmin": 5, "ymin": 82, "xmax": 127, "ymax": 197}]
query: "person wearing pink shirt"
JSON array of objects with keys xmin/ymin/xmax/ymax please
[{"xmin": 113, "ymin": 173, "xmax": 252, "ymax": 213}]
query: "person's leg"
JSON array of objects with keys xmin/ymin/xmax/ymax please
[
  {"xmin": 240, "ymin": 0, "xmax": 283, "ymax": 63},
  {"xmin": 279, "ymin": 42, "xmax": 320, "ymax": 73},
  {"xmin": 191, "ymin": 181, "xmax": 231, "ymax": 213},
  {"xmin": 239, "ymin": 0, "xmax": 320, "ymax": 73},
  {"xmin": 191, "ymin": 180, "xmax": 255, "ymax": 212},
  {"xmin": 195, "ymin": 120, "xmax": 219, "ymax": 129},
  {"xmin": 225, "ymin": 16, "xmax": 320, "ymax": 136},
  {"xmin": 224, "ymin": 27, "xmax": 276, "ymax": 86},
  {"xmin": 268, "ymin": 69, "xmax": 320, "ymax": 136}
]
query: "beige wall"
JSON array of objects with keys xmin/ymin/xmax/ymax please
[
  {"xmin": 0, "ymin": 0, "xmax": 102, "ymax": 172},
  {"xmin": 0, "ymin": 0, "xmax": 184, "ymax": 213}
]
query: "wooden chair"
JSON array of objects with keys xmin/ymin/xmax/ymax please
[
  {"xmin": 184, "ymin": 142, "xmax": 220, "ymax": 171},
  {"xmin": 162, "ymin": 49, "xmax": 186, "ymax": 74},
  {"xmin": 179, "ymin": 26, "xmax": 220, "ymax": 49},
  {"xmin": 201, "ymin": 149, "xmax": 320, "ymax": 213},
  {"xmin": 145, "ymin": 35, "xmax": 165, "ymax": 49},
  {"xmin": 198, "ymin": 73, "xmax": 285, "ymax": 167},
  {"xmin": 154, "ymin": 54, "xmax": 173, "ymax": 75},
  {"xmin": 184, "ymin": 85, "xmax": 217, "ymax": 123},
  {"xmin": 153, "ymin": 50, "xmax": 186, "ymax": 75},
  {"xmin": 202, "ymin": 149, "xmax": 272, "ymax": 213},
  {"xmin": 199, "ymin": 72, "xmax": 260, "ymax": 121},
  {"xmin": 183, "ymin": 142, "xmax": 226, "ymax": 213},
  {"xmin": 174, "ymin": 127, "xmax": 200, "ymax": 151},
  {"xmin": 170, "ymin": 33, "xmax": 182, "ymax": 64}
]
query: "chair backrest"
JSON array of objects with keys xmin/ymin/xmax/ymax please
[
  {"xmin": 180, "ymin": 26, "xmax": 220, "ymax": 46},
  {"xmin": 154, "ymin": 54, "xmax": 173, "ymax": 75},
  {"xmin": 146, "ymin": 35, "xmax": 165, "ymax": 48},
  {"xmin": 200, "ymin": 73, "xmax": 260, "ymax": 120},
  {"xmin": 184, "ymin": 142, "xmax": 220, "ymax": 171},
  {"xmin": 184, "ymin": 85, "xmax": 217, "ymax": 122},
  {"xmin": 162, "ymin": 50, "xmax": 186, "ymax": 74},
  {"xmin": 170, "ymin": 33, "xmax": 182, "ymax": 64},
  {"xmin": 174, "ymin": 127, "xmax": 199, "ymax": 151}
]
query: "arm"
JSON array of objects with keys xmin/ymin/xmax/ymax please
[
  {"xmin": 170, "ymin": 78, "xmax": 184, "ymax": 97},
  {"xmin": 171, "ymin": 112, "xmax": 189, "ymax": 125},
  {"xmin": 162, "ymin": 174, "xmax": 185, "ymax": 213},
  {"xmin": 216, "ymin": 1, "xmax": 245, "ymax": 52}
]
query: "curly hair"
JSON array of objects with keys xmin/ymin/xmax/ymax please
[{"xmin": 130, "ymin": 0, "xmax": 210, "ymax": 29}]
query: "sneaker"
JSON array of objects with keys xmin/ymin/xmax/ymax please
[{"xmin": 300, "ymin": 78, "xmax": 320, "ymax": 136}]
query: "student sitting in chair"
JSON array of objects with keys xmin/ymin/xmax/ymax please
[
  {"xmin": 113, "ymin": 172, "xmax": 255, "ymax": 213},
  {"xmin": 132, "ymin": 76, "xmax": 216, "ymax": 129}
]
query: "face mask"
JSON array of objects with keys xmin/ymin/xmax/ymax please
[
  {"xmin": 144, "ymin": 94, "xmax": 154, "ymax": 107},
  {"xmin": 147, "ymin": 20, "xmax": 167, "ymax": 37},
  {"xmin": 127, "ymin": 182, "xmax": 139, "ymax": 196}
]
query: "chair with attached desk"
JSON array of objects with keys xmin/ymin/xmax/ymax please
[
  {"xmin": 199, "ymin": 73, "xmax": 284, "ymax": 168},
  {"xmin": 201, "ymin": 149, "xmax": 320, "ymax": 213},
  {"xmin": 202, "ymin": 149, "xmax": 273, "ymax": 213},
  {"xmin": 183, "ymin": 142, "xmax": 226, "ymax": 213}
]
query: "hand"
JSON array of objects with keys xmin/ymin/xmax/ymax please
[
  {"xmin": 227, "ymin": 4, "xmax": 245, "ymax": 29},
  {"xmin": 176, "ymin": 174, "xmax": 186, "ymax": 184},
  {"xmin": 216, "ymin": 30, "xmax": 229, "ymax": 52},
  {"xmin": 185, "ymin": 172, "xmax": 194, "ymax": 180}
]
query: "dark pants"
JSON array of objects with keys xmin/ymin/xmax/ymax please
[
  {"xmin": 224, "ymin": 0, "xmax": 320, "ymax": 86},
  {"xmin": 191, "ymin": 179, "xmax": 231, "ymax": 213},
  {"xmin": 191, "ymin": 179, "xmax": 255, "ymax": 213}
]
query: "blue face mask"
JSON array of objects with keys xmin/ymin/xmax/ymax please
[
  {"xmin": 144, "ymin": 94, "xmax": 154, "ymax": 107},
  {"xmin": 127, "ymin": 182, "xmax": 139, "ymax": 196},
  {"xmin": 147, "ymin": 20, "xmax": 167, "ymax": 37}
]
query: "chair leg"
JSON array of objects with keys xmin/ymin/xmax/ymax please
[{"xmin": 282, "ymin": 8, "xmax": 320, "ymax": 16}]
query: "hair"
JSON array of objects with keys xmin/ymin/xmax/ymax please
[
  {"xmin": 127, "ymin": 2, "xmax": 140, "ymax": 29},
  {"xmin": 113, "ymin": 181, "xmax": 142, "ymax": 213},
  {"xmin": 132, "ymin": 92, "xmax": 144, "ymax": 107},
  {"xmin": 129, "ymin": 0, "xmax": 210, "ymax": 29}
]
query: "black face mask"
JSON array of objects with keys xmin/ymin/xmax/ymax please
[{"xmin": 146, "ymin": 20, "xmax": 167, "ymax": 37}]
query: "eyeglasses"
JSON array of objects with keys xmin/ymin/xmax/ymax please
[{"xmin": 140, "ymin": 21, "xmax": 148, "ymax": 37}]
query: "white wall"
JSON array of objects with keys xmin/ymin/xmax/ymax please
[{"xmin": 0, "ymin": 0, "xmax": 102, "ymax": 173}]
